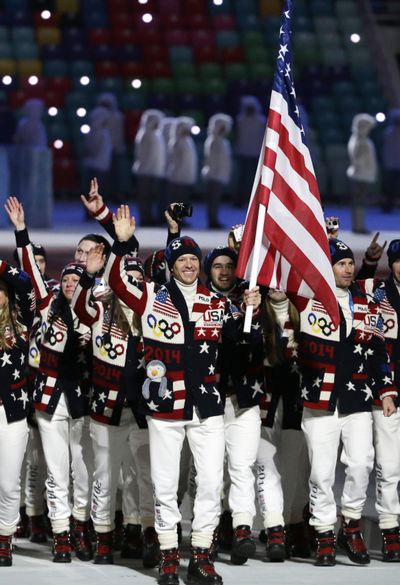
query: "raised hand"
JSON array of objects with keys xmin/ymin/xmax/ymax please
[
  {"xmin": 85, "ymin": 243, "xmax": 106, "ymax": 275},
  {"xmin": 112, "ymin": 205, "xmax": 136, "ymax": 242},
  {"xmin": 5, "ymin": 196, "xmax": 26, "ymax": 231},
  {"xmin": 80, "ymin": 177, "xmax": 104, "ymax": 216},
  {"xmin": 165, "ymin": 203, "xmax": 180, "ymax": 235},
  {"xmin": 365, "ymin": 232, "xmax": 387, "ymax": 263}
]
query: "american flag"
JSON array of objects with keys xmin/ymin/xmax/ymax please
[
  {"xmin": 236, "ymin": 0, "xmax": 339, "ymax": 328},
  {"xmin": 153, "ymin": 288, "xmax": 179, "ymax": 318}
]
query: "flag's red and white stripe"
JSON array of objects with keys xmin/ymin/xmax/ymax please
[{"xmin": 237, "ymin": 89, "xmax": 339, "ymax": 327}]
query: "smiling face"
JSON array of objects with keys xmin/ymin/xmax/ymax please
[
  {"xmin": 210, "ymin": 255, "xmax": 236, "ymax": 292},
  {"xmin": 171, "ymin": 254, "xmax": 200, "ymax": 285},
  {"xmin": 333, "ymin": 258, "xmax": 355, "ymax": 289},
  {"xmin": 61, "ymin": 273, "xmax": 80, "ymax": 301}
]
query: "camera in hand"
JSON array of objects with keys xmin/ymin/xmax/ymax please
[
  {"xmin": 168, "ymin": 202, "xmax": 193, "ymax": 222},
  {"xmin": 326, "ymin": 217, "xmax": 340, "ymax": 233}
]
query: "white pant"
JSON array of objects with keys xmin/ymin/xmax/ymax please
[
  {"xmin": 302, "ymin": 407, "xmax": 374, "ymax": 531},
  {"xmin": 25, "ymin": 426, "xmax": 47, "ymax": 516},
  {"xmin": 224, "ymin": 397, "xmax": 260, "ymax": 527},
  {"xmin": 373, "ymin": 407, "xmax": 400, "ymax": 528},
  {"xmin": 37, "ymin": 394, "xmax": 93, "ymax": 533},
  {"xmin": 147, "ymin": 412, "xmax": 225, "ymax": 550},
  {"xmin": 90, "ymin": 409, "xmax": 153, "ymax": 532},
  {"xmin": 257, "ymin": 400, "xmax": 310, "ymax": 528},
  {"xmin": 0, "ymin": 406, "xmax": 28, "ymax": 535}
]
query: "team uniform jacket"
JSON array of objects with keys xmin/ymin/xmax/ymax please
[
  {"xmin": 294, "ymin": 281, "xmax": 397, "ymax": 413},
  {"xmin": 105, "ymin": 240, "xmax": 244, "ymax": 420},
  {"xmin": 260, "ymin": 313, "xmax": 302, "ymax": 430},
  {"xmin": 361, "ymin": 276, "xmax": 400, "ymax": 406},
  {"xmin": 72, "ymin": 270, "xmax": 146, "ymax": 427},
  {"xmin": 0, "ymin": 260, "xmax": 35, "ymax": 422},
  {"xmin": 16, "ymin": 228, "xmax": 92, "ymax": 419},
  {"xmin": 210, "ymin": 280, "xmax": 265, "ymax": 409}
]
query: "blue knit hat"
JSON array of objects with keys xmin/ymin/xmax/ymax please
[
  {"xmin": 329, "ymin": 239, "xmax": 354, "ymax": 265},
  {"xmin": 387, "ymin": 240, "xmax": 400, "ymax": 268},
  {"xmin": 203, "ymin": 246, "xmax": 237, "ymax": 278},
  {"xmin": 165, "ymin": 236, "xmax": 202, "ymax": 269}
]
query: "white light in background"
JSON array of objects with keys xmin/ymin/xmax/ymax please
[
  {"xmin": 28, "ymin": 76, "xmax": 39, "ymax": 85},
  {"xmin": 76, "ymin": 107, "xmax": 87, "ymax": 117},
  {"xmin": 53, "ymin": 139, "xmax": 64, "ymax": 149},
  {"xmin": 41, "ymin": 10, "xmax": 51, "ymax": 20},
  {"xmin": 350, "ymin": 33, "xmax": 361, "ymax": 43},
  {"xmin": 376, "ymin": 112, "xmax": 386, "ymax": 123},
  {"xmin": 142, "ymin": 13, "xmax": 153, "ymax": 23},
  {"xmin": 48, "ymin": 107, "xmax": 58, "ymax": 116},
  {"xmin": 80, "ymin": 124, "xmax": 90, "ymax": 134},
  {"xmin": 191, "ymin": 125, "xmax": 201, "ymax": 135},
  {"xmin": 131, "ymin": 78, "xmax": 142, "ymax": 88},
  {"xmin": 2, "ymin": 76, "xmax": 12, "ymax": 85},
  {"xmin": 80, "ymin": 76, "xmax": 90, "ymax": 86}
]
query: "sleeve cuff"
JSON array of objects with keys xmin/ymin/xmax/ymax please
[
  {"xmin": 112, "ymin": 239, "xmax": 130, "ymax": 257},
  {"xmin": 81, "ymin": 271, "xmax": 96, "ymax": 289},
  {"xmin": 15, "ymin": 227, "xmax": 30, "ymax": 247}
]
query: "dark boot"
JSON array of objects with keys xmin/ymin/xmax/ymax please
[
  {"xmin": 230, "ymin": 525, "xmax": 255, "ymax": 565},
  {"xmin": 15, "ymin": 506, "xmax": 29, "ymax": 538},
  {"xmin": 314, "ymin": 530, "xmax": 336, "ymax": 566},
  {"xmin": 337, "ymin": 518, "xmax": 370, "ymax": 565},
  {"xmin": 72, "ymin": 519, "xmax": 93, "ymax": 561},
  {"xmin": 187, "ymin": 547, "xmax": 223, "ymax": 584},
  {"xmin": 209, "ymin": 527, "xmax": 219, "ymax": 562},
  {"xmin": 120, "ymin": 523, "xmax": 143, "ymax": 558},
  {"xmin": 158, "ymin": 547, "xmax": 180, "ymax": 585},
  {"xmin": 29, "ymin": 515, "xmax": 47, "ymax": 543},
  {"xmin": 217, "ymin": 510, "xmax": 233, "ymax": 551},
  {"xmin": 266, "ymin": 525, "xmax": 285, "ymax": 562},
  {"xmin": 113, "ymin": 510, "xmax": 123, "ymax": 551},
  {"xmin": 0, "ymin": 535, "xmax": 12, "ymax": 567},
  {"xmin": 94, "ymin": 531, "xmax": 114, "ymax": 564},
  {"xmin": 142, "ymin": 526, "xmax": 160, "ymax": 568},
  {"xmin": 53, "ymin": 531, "xmax": 71, "ymax": 563},
  {"xmin": 286, "ymin": 521, "xmax": 311, "ymax": 558},
  {"xmin": 382, "ymin": 527, "xmax": 400, "ymax": 562}
]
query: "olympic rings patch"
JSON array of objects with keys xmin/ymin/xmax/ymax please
[
  {"xmin": 95, "ymin": 335, "xmax": 124, "ymax": 360},
  {"xmin": 307, "ymin": 313, "xmax": 334, "ymax": 336},
  {"xmin": 147, "ymin": 313, "xmax": 181, "ymax": 340},
  {"xmin": 383, "ymin": 318, "xmax": 395, "ymax": 334}
]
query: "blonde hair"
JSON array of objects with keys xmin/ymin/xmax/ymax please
[
  {"xmin": 262, "ymin": 297, "xmax": 299, "ymax": 366},
  {"xmin": 102, "ymin": 291, "xmax": 142, "ymax": 336},
  {"xmin": 0, "ymin": 287, "xmax": 25, "ymax": 350}
]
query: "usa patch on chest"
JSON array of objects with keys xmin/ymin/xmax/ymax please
[{"xmin": 203, "ymin": 308, "xmax": 224, "ymax": 324}]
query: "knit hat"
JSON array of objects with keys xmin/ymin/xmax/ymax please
[
  {"xmin": 124, "ymin": 255, "xmax": 144, "ymax": 276},
  {"xmin": 329, "ymin": 239, "xmax": 354, "ymax": 265},
  {"xmin": 203, "ymin": 246, "xmax": 238, "ymax": 278},
  {"xmin": 387, "ymin": 239, "xmax": 400, "ymax": 268},
  {"xmin": 165, "ymin": 236, "xmax": 202, "ymax": 269},
  {"xmin": 144, "ymin": 249, "xmax": 168, "ymax": 284},
  {"xmin": 60, "ymin": 263, "xmax": 84, "ymax": 280}
]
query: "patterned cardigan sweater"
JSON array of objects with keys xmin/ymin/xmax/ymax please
[
  {"xmin": 16, "ymin": 228, "xmax": 91, "ymax": 419},
  {"xmin": 105, "ymin": 240, "xmax": 244, "ymax": 420},
  {"xmin": 0, "ymin": 260, "xmax": 35, "ymax": 422}
]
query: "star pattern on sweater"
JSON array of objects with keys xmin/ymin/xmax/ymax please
[
  {"xmin": 199, "ymin": 384, "xmax": 207, "ymax": 394},
  {"xmin": 251, "ymin": 380, "xmax": 263, "ymax": 399},
  {"xmin": 212, "ymin": 387, "xmax": 221, "ymax": 404},
  {"xmin": 19, "ymin": 354, "xmax": 25, "ymax": 365},
  {"xmin": 251, "ymin": 322, "xmax": 261, "ymax": 331},
  {"xmin": 354, "ymin": 344, "xmax": 363, "ymax": 355},
  {"xmin": 1, "ymin": 353, "xmax": 11, "ymax": 367},
  {"xmin": 18, "ymin": 390, "xmax": 29, "ymax": 407},
  {"xmin": 75, "ymin": 387, "xmax": 82, "ymax": 397},
  {"xmin": 200, "ymin": 342, "xmax": 209, "ymax": 354},
  {"xmin": 8, "ymin": 266, "xmax": 18, "ymax": 276},
  {"xmin": 98, "ymin": 392, "xmax": 106, "ymax": 402},
  {"xmin": 382, "ymin": 376, "xmax": 392, "ymax": 385},
  {"xmin": 301, "ymin": 387, "xmax": 309, "ymax": 399},
  {"xmin": 147, "ymin": 400, "xmax": 159, "ymax": 411},
  {"xmin": 346, "ymin": 381, "xmax": 356, "ymax": 391},
  {"xmin": 198, "ymin": 328, "xmax": 206, "ymax": 337},
  {"xmin": 313, "ymin": 376, "xmax": 322, "ymax": 388},
  {"xmin": 211, "ymin": 328, "xmax": 219, "ymax": 337},
  {"xmin": 361, "ymin": 385, "xmax": 373, "ymax": 401},
  {"xmin": 208, "ymin": 364, "xmax": 215, "ymax": 375},
  {"xmin": 12, "ymin": 369, "xmax": 20, "ymax": 380}
]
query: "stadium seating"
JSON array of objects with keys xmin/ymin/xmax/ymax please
[{"xmin": 0, "ymin": 0, "xmax": 387, "ymax": 199}]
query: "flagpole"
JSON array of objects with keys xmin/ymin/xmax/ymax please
[{"xmin": 243, "ymin": 203, "xmax": 266, "ymax": 333}]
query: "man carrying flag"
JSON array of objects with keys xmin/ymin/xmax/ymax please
[{"xmin": 236, "ymin": 0, "xmax": 398, "ymax": 567}]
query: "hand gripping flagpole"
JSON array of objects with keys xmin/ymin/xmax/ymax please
[{"xmin": 243, "ymin": 203, "xmax": 266, "ymax": 333}]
